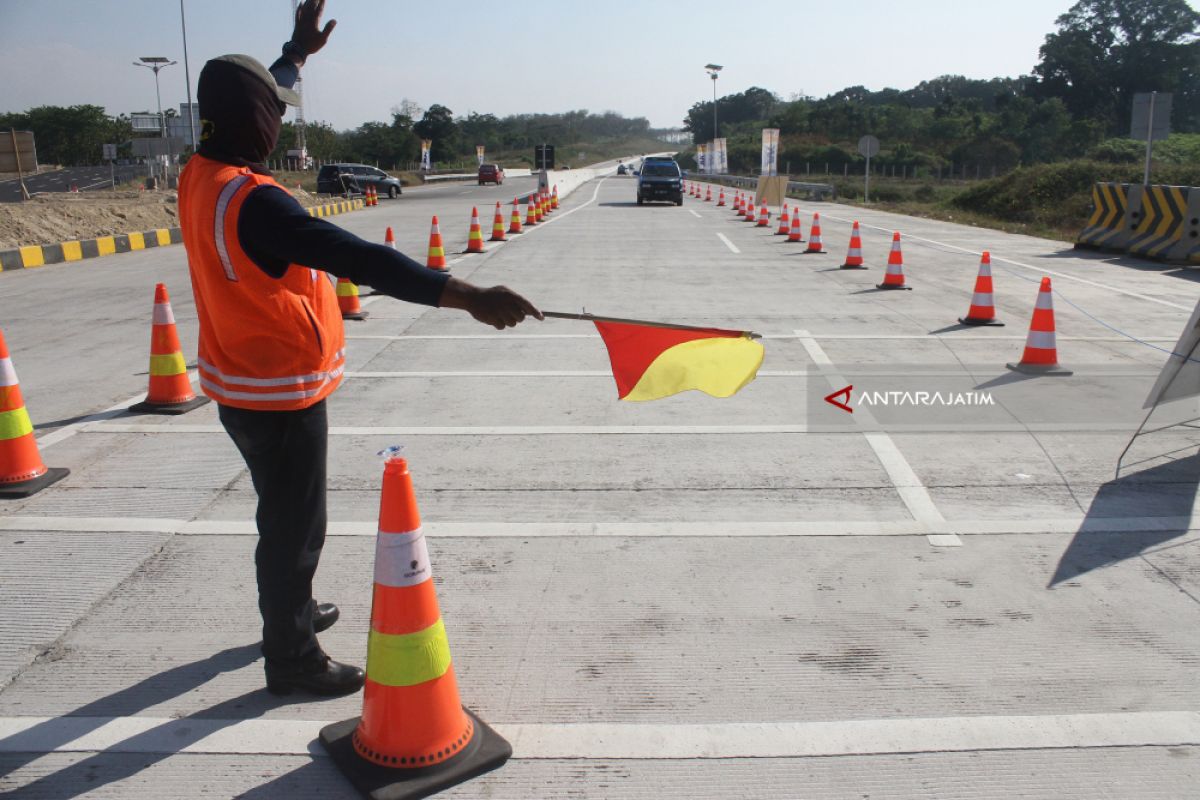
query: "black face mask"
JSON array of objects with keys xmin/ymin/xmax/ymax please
[{"xmin": 196, "ymin": 60, "xmax": 285, "ymax": 173}]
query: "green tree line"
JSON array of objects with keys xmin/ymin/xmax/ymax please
[{"xmin": 680, "ymin": 0, "xmax": 1200, "ymax": 176}]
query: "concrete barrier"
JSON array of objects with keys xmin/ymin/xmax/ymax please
[
  {"xmin": 536, "ymin": 168, "xmax": 597, "ymax": 204},
  {"xmin": 1172, "ymin": 188, "xmax": 1200, "ymax": 264},
  {"xmin": 1127, "ymin": 184, "xmax": 1189, "ymax": 260},
  {"xmin": 1075, "ymin": 182, "xmax": 1129, "ymax": 251},
  {"xmin": 1074, "ymin": 182, "xmax": 1200, "ymax": 265}
]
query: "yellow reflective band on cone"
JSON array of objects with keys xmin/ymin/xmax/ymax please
[
  {"xmin": 337, "ymin": 282, "xmax": 359, "ymax": 297},
  {"xmin": 0, "ymin": 407, "xmax": 34, "ymax": 440},
  {"xmin": 149, "ymin": 353, "xmax": 187, "ymax": 377},
  {"xmin": 623, "ymin": 335, "xmax": 764, "ymax": 402},
  {"xmin": 366, "ymin": 619, "xmax": 452, "ymax": 687}
]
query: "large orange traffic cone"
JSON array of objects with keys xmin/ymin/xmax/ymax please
[
  {"xmin": 366, "ymin": 185, "xmax": 376, "ymax": 207},
  {"xmin": 465, "ymin": 207, "xmax": 485, "ymax": 253},
  {"xmin": 427, "ymin": 216, "xmax": 448, "ymax": 271},
  {"xmin": 1007, "ymin": 278, "xmax": 1072, "ymax": 375},
  {"xmin": 776, "ymin": 203, "xmax": 790, "ymax": 235},
  {"xmin": 787, "ymin": 207, "xmax": 805, "ymax": 243},
  {"xmin": 490, "ymin": 202, "xmax": 507, "ymax": 242},
  {"xmin": 804, "ymin": 213, "xmax": 827, "ymax": 253},
  {"xmin": 338, "ymin": 278, "xmax": 369, "ymax": 321},
  {"xmin": 756, "ymin": 203, "xmax": 770, "ymax": 227},
  {"xmin": 524, "ymin": 194, "xmax": 538, "ymax": 227},
  {"xmin": 320, "ymin": 455, "xmax": 511, "ymax": 797},
  {"xmin": 876, "ymin": 232, "xmax": 911, "ymax": 289},
  {"xmin": 732, "ymin": 192, "xmax": 741, "ymax": 213},
  {"xmin": 717, "ymin": 188, "xmax": 726, "ymax": 207},
  {"xmin": 551, "ymin": 184, "xmax": 559, "ymax": 209},
  {"xmin": 534, "ymin": 192, "xmax": 545, "ymax": 223},
  {"xmin": 959, "ymin": 252, "xmax": 1004, "ymax": 326},
  {"xmin": 705, "ymin": 185, "xmax": 712, "ymax": 202},
  {"xmin": 0, "ymin": 329, "xmax": 69, "ymax": 498},
  {"xmin": 384, "ymin": 227, "xmax": 396, "ymax": 249},
  {"xmin": 744, "ymin": 199, "xmax": 757, "ymax": 221},
  {"xmin": 840, "ymin": 221, "xmax": 866, "ymax": 269},
  {"xmin": 508, "ymin": 198, "xmax": 523, "ymax": 234},
  {"xmin": 130, "ymin": 283, "xmax": 210, "ymax": 415}
]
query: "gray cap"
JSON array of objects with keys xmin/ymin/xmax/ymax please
[{"xmin": 210, "ymin": 54, "xmax": 300, "ymax": 106}]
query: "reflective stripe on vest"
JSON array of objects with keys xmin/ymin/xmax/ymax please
[
  {"xmin": 197, "ymin": 351, "xmax": 345, "ymax": 387},
  {"xmin": 366, "ymin": 619, "xmax": 452, "ymax": 688},
  {"xmin": 0, "ymin": 407, "xmax": 33, "ymax": 440},
  {"xmin": 214, "ymin": 175, "xmax": 250, "ymax": 281}
]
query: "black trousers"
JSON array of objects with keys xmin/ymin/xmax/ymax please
[{"xmin": 218, "ymin": 400, "xmax": 328, "ymax": 665}]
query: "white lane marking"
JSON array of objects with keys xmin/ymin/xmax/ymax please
[
  {"xmin": 689, "ymin": 209, "xmax": 702, "ymax": 219},
  {"xmin": 716, "ymin": 233, "xmax": 740, "ymax": 253},
  {"xmin": 799, "ymin": 206, "xmax": 1193, "ymax": 312},
  {"xmin": 2, "ymin": 712, "xmax": 1197, "ymax": 759},
  {"xmin": 795, "ymin": 329, "xmax": 956, "ymax": 546},
  {"xmin": 85, "ymin": 423, "xmax": 811, "ymax": 436},
  {"xmin": 2, "ymin": 516, "xmax": 1196, "ymax": 538},
  {"xmin": 34, "ymin": 375, "xmax": 198, "ymax": 449}
]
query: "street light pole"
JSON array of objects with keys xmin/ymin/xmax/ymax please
[
  {"xmin": 134, "ymin": 57, "xmax": 177, "ymax": 138},
  {"xmin": 180, "ymin": 1, "xmax": 196, "ymax": 152},
  {"xmin": 705, "ymin": 64, "xmax": 722, "ymax": 174}
]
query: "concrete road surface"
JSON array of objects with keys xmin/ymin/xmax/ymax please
[
  {"xmin": 0, "ymin": 165, "xmax": 146, "ymax": 202},
  {"xmin": 1, "ymin": 163, "xmax": 1199, "ymax": 798}
]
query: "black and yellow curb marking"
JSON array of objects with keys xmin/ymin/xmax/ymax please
[
  {"xmin": 0, "ymin": 198, "xmax": 366, "ymax": 272},
  {"xmin": 0, "ymin": 227, "xmax": 183, "ymax": 271},
  {"xmin": 1127, "ymin": 184, "xmax": 1188, "ymax": 260},
  {"xmin": 1076, "ymin": 182, "xmax": 1128, "ymax": 250}
]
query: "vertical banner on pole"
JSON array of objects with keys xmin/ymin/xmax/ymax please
[
  {"xmin": 476, "ymin": 145, "xmax": 486, "ymax": 166},
  {"xmin": 697, "ymin": 143, "xmax": 708, "ymax": 175},
  {"xmin": 715, "ymin": 138, "xmax": 728, "ymax": 175},
  {"xmin": 420, "ymin": 140, "xmax": 433, "ymax": 171},
  {"xmin": 761, "ymin": 129, "xmax": 780, "ymax": 176}
]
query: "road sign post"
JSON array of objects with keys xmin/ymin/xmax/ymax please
[
  {"xmin": 858, "ymin": 135, "xmax": 880, "ymax": 203},
  {"xmin": 1131, "ymin": 92, "xmax": 1172, "ymax": 186},
  {"xmin": 103, "ymin": 143, "xmax": 117, "ymax": 188}
]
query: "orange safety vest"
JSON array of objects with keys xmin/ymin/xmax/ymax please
[{"xmin": 179, "ymin": 155, "xmax": 345, "ymax": 411}]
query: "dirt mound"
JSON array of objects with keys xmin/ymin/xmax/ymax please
[{"xmin": 0, "ymin": 185, "xmax": 323, "ymax": 250}]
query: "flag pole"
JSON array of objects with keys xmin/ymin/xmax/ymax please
[{"xmin": 541, "ymin": 310, "xmax": 761, "ymax": 340}]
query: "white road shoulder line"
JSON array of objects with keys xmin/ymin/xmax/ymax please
[
  {"xmin": 1, "ymin": 712, "xmax": 1196, "ymax": 759},
  {"xmin": 716, "ymin": 232, "xmax": 740, "ymax": 253},
  {"xmin": 689, "ymin": 209, "xmax": 702, "ymax": 218}
]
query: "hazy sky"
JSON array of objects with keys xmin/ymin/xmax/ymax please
[{"xmin": 2, "ymin": 1, "xmax": 1196, "ymax": 131}]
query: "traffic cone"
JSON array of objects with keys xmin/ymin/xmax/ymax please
[
  {"xmin": 365, "ymin": 185, "xmax": 374, "ymax": 207},
  {"xmin": 732, "ymin": 192, "xmax": 741, "ymax": 213},
  {"xmin": 525, "ymin": 195, "xmax": 538, "ymax": 227},
  {"xmin": 959, "ymin": 252, "xmax": 1004, "ymax": 326},
  {"xmin": 1007, "ymin": 278, "xmax": 1072, "ymax": 375},
  {"xmin": 705, "ymin": 185, "xmax": 712, "ymax": 202},
  {"xmin": 840, "ymin": 221, "xmax": 867, "ymax": 269},
  {"xmin": 0, "ymin": 329, "xmax": 69, "ymax": 498},
  {"xmin": 337, "ymin": 278, "xmax": 369, "ymax": 321},
  {"xmin": 465, "ymin": 207, "xmax": 485, "ymax": 253},
  {"xmin": 129, "ymin": 283, "xmax": 210, "ymax": 415},
  {"xmin": 551, "ymin": 185, "xmax": 559, "ymax": 209},
  {"xmin": 787, "ymin": 207, "xmax": 805, "ymax": 243},
  {"xmin": 756, "ymin": 203, "xmax": 770, "ymax": 227},
  {"xmin": 384, "ymin": 227, "xmax": 396, "ymax": 249},
  {"xmin": 717, "ymin": 188, "xmax": 726, "ymax": 207},
  {"xmin": 876, "ymin": 232, "xmax": 911, "ymax": 289},
  {"xmin": 804, "ymin": 213, "xmax": 827, "ymax": 253},
  {"xmin": 427, "ymin": 216, "xmax": 448, "ymax": 271},
  {"xmin": 490, "ymin": 202, "xmax": 507, "ymax": 242},
  {"xmin": 534, "ymin": 192, "xmax": 544, "ymax": 223},
  {"xmin": 509, "ymin": 198, "xmax": 523, "ymax": 234},
  {"xmin": 743, "ymin": 199, "xmax": 756, "ymax": 221},
  {"xmin": 320, "ymin": 455, "xmax": 512, "ymax": 798},
  {"xmin": 776, "ymin": 203, "xmax": 790, "ymax": 235}
]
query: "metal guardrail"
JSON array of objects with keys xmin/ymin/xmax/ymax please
[{"xmin": 692, "ymin": 174, "xmax": 837, "ymax": 201}]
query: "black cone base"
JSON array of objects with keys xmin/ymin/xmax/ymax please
[
  {"xmin": 802, "ymin": 250, "xmax": 827, "ymax": 254},
  {"xmin": 342, "ymin": 311, "xmax": 370, "ymax": 321},
  {"xmin": 320, "ymin": 708, "xmax": 512, "ymax": 800},
  {"xmin": 0, "ymin": 466, "xmax": 69, "ymax": 499},
  {"xmin": 840, "ymin": 264, "xmax": 868, "ymax": 270},
  {"xmin": 1006, "ymin": 362, "xmax": 1073, "ymax": 376},
  {"xmin": 876, "ymin": 284, "xmax": 912, "ymax": 290},
  {"xmin": 128, "ymin": 396, "xmax": 210, "ymax": 416},
  {"xmin": 959, "ymin": 317, "xmax": 1004, "ymax": 327}
]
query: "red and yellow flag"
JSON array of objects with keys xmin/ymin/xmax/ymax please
[{"xmin": 594, "ymin": 321, "xmax": 764, "ymax": 401}]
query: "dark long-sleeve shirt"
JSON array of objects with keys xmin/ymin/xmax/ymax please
[{"xmin": 228, "ymin": 54, "xmax": 450, "ymax": 308}]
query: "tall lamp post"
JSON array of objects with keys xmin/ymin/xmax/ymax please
[
  {"xmin": 705, "ymin": 64, "xmax": 722, "ymax": 174},
  {"xmin": 133, "ymin": 57, "xmax": 177, "ymax": 138}
]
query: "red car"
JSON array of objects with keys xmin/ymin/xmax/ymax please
[{"xmin": 478, "ymin": 164, "xmax": 505, "ymax": 185}]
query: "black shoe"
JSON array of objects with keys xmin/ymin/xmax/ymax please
[
  {"xmin": 313, "ymin": 602, "xmax": 340, "ymax": 633},
  {"xmin": 265, "ymin": 655, "xmax": 365, "ymax": 697}
]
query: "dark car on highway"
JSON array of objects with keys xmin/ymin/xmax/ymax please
[
  {"xmin": 636, "ymin": 158, "xmax": 683, "ymax": 205},
  {"xmin": 477, "ymin": 164, "xmax": 505, "ymax": 185},
  {"xmin": 316, "ymin": 163, "xmax": 403, "ymax": 198}
]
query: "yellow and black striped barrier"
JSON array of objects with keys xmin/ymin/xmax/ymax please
[
  {"xmin": 1077, "ymin": 182, "xmax": 1200, "ymax": 266},
  {"xmin": 0, "ymin": 197, "xmax": 366, "ymax": 272}
]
